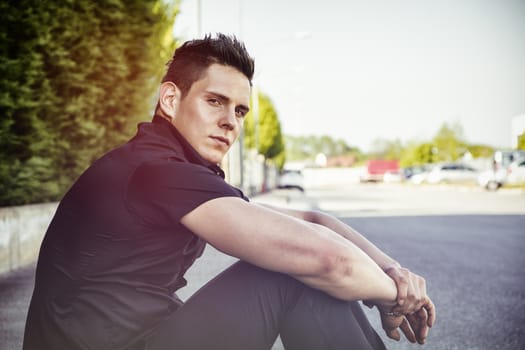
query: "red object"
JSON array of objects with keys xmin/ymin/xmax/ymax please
[{"xmin": 361, "ymin": 160, "xmax": 399, "ymax": 182}]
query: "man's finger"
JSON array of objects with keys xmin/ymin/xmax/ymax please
[
  {"xmin": 398, "ymin": 317, "xmax": 416, "ymax": 343},
  {"xmin": 385, "ymin": 267, "xmax": 408, "ymax": 306},
  {"xmin": 406, "ymin": 313, "xmax": 425, "ymax": 344},
  {"xmin": 394, "ymin": 276, "xmax": 419, "ymax": 314},
  {"xmin": 395, "ymin": 270, "xmax": 408, "ymax": 306},
  {"xmin": 423, "ymin": 298, "xmax": 437, "ymax": 327},
  {"xmin": 420, "ymin": 274, "xmax": 427, "ymax": 297},
  {"xmin": 416, "ymin": 308, "xmax": 429, "ymax": 344},
  {"xmin": 406, "ymin": 310, "xmax": 428, "ymax": 345},
  {"xmin": 413, "ymin": 276, "xmax": 428, "ymax": 313},
  {"xmin": 385, "ymin": 328, "xmax": 401, "ymax": 341}
]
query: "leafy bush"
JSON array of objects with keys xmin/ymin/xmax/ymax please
[{"xmin": 0, "ymin": 0, "xmax": 177, "ymax": 206}]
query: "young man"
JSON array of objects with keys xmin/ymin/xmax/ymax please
[{"xmin": 23, "ymin": 34, "xmax": 435, "ymax": 350}]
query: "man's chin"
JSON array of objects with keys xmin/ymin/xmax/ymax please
[{"xmin": 204, "ymin": 153, "xmax": 225, "ymax": 165}]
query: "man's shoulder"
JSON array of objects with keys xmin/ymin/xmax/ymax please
[{"xmin": 126, "ymin": 159, "xmax": 246, "ymax": 225}]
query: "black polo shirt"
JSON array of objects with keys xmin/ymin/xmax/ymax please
[{"xmin": 23, "ymin": 115, "xmax": 247, "ymax": 350}]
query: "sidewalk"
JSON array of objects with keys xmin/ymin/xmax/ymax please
[{"xmin": 0, "ymin": 263, "xmax": 35, "ymax": 349}]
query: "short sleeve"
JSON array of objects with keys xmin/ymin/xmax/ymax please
[{"xmin": 126, "ymin": 160, "xmax": 246, "ymax": 228}]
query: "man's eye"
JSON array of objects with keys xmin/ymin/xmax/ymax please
[
  {"xmin": 236, "ymin": 109, "xmax": 247, "ymax": 118},
  {"xmin": 208, "ymin": 98, "xmax": 221, "ymax": 106}
]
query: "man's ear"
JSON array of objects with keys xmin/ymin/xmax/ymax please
[{"xmin": 158, "ymin": 82, "xmax": 181, "ymax": 121}]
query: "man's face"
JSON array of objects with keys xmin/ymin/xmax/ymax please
[{"xmin": 173, "ymin": 64, "xmax": 251, "ymax": 164}]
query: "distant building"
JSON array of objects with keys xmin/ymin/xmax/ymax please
[
  {"xmin": 326, "ymin": 155, "xmax": 357, "ymax": 167},
  {"xmin": 511, "ymin": 114, "xmax": 525, "ymax": 148}
]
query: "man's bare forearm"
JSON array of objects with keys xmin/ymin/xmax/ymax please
[
  {"xmin": 259, "ymin": 204, "xmax": 399, "ymax": 270},
  {"xmin": 307, "ymin": 210, "xmax": 400, "ymax": 270}
]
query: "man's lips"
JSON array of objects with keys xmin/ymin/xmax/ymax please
[{"xmin": 210, "ymin": 136, "xmax": 230, "ymax": 146}]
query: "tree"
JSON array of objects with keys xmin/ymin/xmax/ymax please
[
  {"xmin": 244, "ymin": 92, "xmax": 285, "ymax": 162},
  {"xmin": 0, "ymin": 0, "xmax": 177, "ymax": 206},
  {"xmin": 399, "ymin": 142, "xmax": 438, "ymax": 167},
  {"xmin": 432, "ymin": 122, "xmax": 467, "ymax": 162},
  {"xmin": 517, "ymin": 132, "xmax": 525, "ymax": 150},
  {"xmin": 284, "ymin": 134, "xmax": 361, "ymax": 162},
  {"xmin": 467, "ymin": 144, "xmax": 494, "ymax": 158},
  {"xmin": 398, "ymin": 122, "xmax": 494, "ymax": 167},
  {"xmin": 0, "ymin": 1, "xmax": 59, "ymax": 204}
]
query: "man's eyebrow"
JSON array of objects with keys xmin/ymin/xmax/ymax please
[
  {"xmin": 206, "ymin": 91, "xmax": 250, "ymax": 112},
  {"xmin": 206, "ymin": 91, "xmax": 230, "ymax": 103}
]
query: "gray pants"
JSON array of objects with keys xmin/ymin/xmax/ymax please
[{"xmin": 143, "ymin": 261, "xmax": 386, "ymax": 350}]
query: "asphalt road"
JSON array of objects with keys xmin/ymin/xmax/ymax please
[
  {"xmin": 347, "ymin": 214, "xmax": 525, "ymax": 350},
  {"xmin": 1, "ymin": 183, "xmax": 524, "ymax": 350}
]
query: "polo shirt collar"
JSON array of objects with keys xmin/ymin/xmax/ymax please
[{"xmin": 152, "ymin": 115, "xmax": 225, "ymax": 179}]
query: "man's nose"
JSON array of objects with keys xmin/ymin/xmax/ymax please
[{"xmin": 219, "ymin": 108, "xmax": 236, "ymax": 131}]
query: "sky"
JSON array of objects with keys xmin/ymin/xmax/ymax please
[{"xmin": 173, "ymin": 0, "xmax": 525, "ymax": 152}]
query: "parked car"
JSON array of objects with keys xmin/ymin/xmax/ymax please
[
  {"xmin": 360, "ymin": 160, "xmax": 399, "ymax": 182},
  {"xmin": 478, "ymin": 155, "xmax": 525, "ymax": 190},
  {"xmin": 506, "ymin": 159, "xmax": 525, "ymax": 185},
  {"xmin": 383, "ymin": 170, "xmax": 404, "ymax": 183},
  {"xmin": 277, "ymin": 169, "xmax": 305, "ymax": 191},
  {"xmin": 426, "ymin": 163, "xmax": 479, "ymax": 184},
  {"xmin": 402, "ymin": 166, "xmax": 426, "ymax": 180},
  {"xmin": 408, "ymin": 165, "xmax": 433, "ymax": 184},
  {"xmin": 477, "ymin": 169, "xmax": 507, "ymax": 190},
  {"xmin": 493, "ymin": 150, "xmax": 525, "ymax": 170}
]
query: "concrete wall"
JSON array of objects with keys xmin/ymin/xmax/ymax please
[{"xmin": 0, "ymin": 203, "xmax": 57, "ymax": 275}]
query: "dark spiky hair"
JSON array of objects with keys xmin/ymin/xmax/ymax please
[{"xmin": 162, "ymin": 33, "xmax": 255, "ymax": 98}]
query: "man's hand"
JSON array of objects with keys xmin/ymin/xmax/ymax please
[
  {"xmin": 380, "ymin": 305, "xmax": 432, "ymax": 344},
  {"xmin": 365, "ymin": 264, "xmax": 436, "ymax": 344},
  {"xmin": 380, "ymin": 313, "xmax": 416, "ymax": 343},
  {"xmin": 384, "ymin": 265, "xmax": 435, "ymax": 323}
]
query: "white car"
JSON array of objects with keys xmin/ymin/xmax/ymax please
[
  {"xmin": 478, "ymin": 158, "xmax": 525, "ymax": 190},
  {"xmin": 506, "ymin": 159, "xmax": 525, "ymax": 185},
  {"xmin": 408, "ymin": 166, "xmax": 432, "ymax": 184},
  {"xmin": 426, "ymin": 163, "xmax": 479, "ymax": 184},
  {"xmin": 383, "ymin": 170, "xmax": 403, "ymax": 183},
  {"xmin": 478, "ymin": 169, "xmax": 507, "ymax": 190}
]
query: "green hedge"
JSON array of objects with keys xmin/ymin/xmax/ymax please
[{"xmin": 0, "ymin": 0, "xmax": 177, "ymax": 206}]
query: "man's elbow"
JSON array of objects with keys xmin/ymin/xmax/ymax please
[
  {"xmin": 303, "ymin": 209, "xmax": 325, "ymax": 224},
  {"xmin": 315, "ymin": 251, "xmax": 355, "ymax": 285},
  {"xmin": 304, "ymin": 210, "xmax": 338, "ymax": 226}
]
